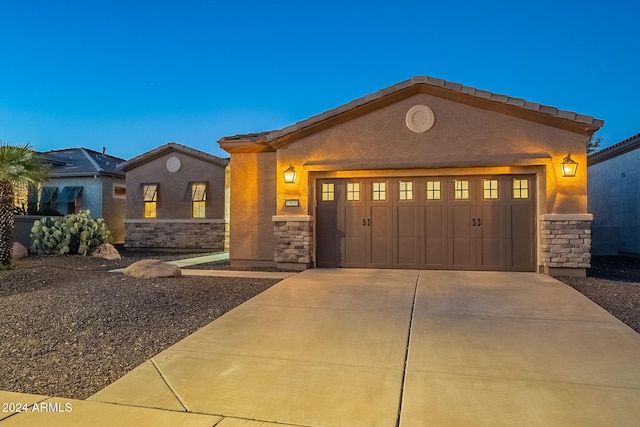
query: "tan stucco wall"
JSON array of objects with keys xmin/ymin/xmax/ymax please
[
  {"xmin": 100, "ymin": 176, "xmax": 126, "ymax": 243},
  {"xmin": 229, "ymin": 151, "xmax": 276, "ymax": 264},
  {"xmin": 126, "ymin": 152, "xmax": 226, "ymax": 220},
  {"xmin": 275, "ymin": 93, "xmax": 587, "ymax": 216}
]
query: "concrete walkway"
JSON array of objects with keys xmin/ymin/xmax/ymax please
[
  {"xmin": 109, "ymin": 252, "xmax": 296, "ymax": 279},
  {"xmin": 2, "ymin": 270, "xmax": 640, "ymax": 426}
]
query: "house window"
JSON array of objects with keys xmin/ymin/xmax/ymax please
[
  {"xmin": 372, "ymin": 182, "xmax": 386, "ymax": 201},
  {"xmin": 346, "ymin": 182, "xmax": 360, "ymax": 201},
  {"xmin": 398, "ymin": 181, "xmax": 413, "ymax": 200},
  {"xmin": 426, "ymin": 181, "xmax": 441, "ymax": 200},
  {"xmin": 454, "ymin": 180, "xmax": 469, "ymax": 200},
  {"xmin": 143, "ymin": 184, "xmax": 158, "ymax": 218},
  {"xmin": 191, "ymin": 183, "xmax": 207, "ymax": 218},
  {"xmin": 513, "ymin": 178, "xmax": 529, "ymax": 199},
  {"xmin": 483, "ymin": 179, "xmax": 499, "ymax": 199},
  {"xmin": 13, "ymin": 182, "xmax": 29, "ymax": 212},
  {"xmin": 58, "ymin": 186, "xmax": 83, "ymax": 214},
  {"xmin": 39, "ymin": 186, "xmax": 58, "ymax": 212},
  {"xmin": 321, "ymin": 183, "xmax": 335, "ymax": 201},
  {"xmin": 113, "ymin": 184, "xmax": 126, "ymax": 199}
]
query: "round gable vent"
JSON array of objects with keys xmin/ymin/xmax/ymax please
[
  {"xmin": 406, "ymin": 105, "xmax": 435, "ymax": 133},
  {"xmin": 166, "ymin": 156, "xmax": 182, "ymax": 173}
]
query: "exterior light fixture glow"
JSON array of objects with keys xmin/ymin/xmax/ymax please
[
  {"xmin": 283, "ymin": 163, "xmax": 296, "ymax": 184},
  {"xmin": 561, "ymin": 154, "xmax": 578, "ymax": 177}
]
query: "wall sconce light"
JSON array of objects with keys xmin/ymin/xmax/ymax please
[
  {"xmin": 561, "ymin": 154, "xmax": 578, "ymax": 177},
  {"xmin": 283, "ymin": 163, "xmax": 296, "ymax": 184}
]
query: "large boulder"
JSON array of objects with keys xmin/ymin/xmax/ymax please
[
  {"xmin": 12, "ymin": 242, "xmax": 28, "ymax": 260},
  {"xmin": 91, "ymin": 243, "xmax": 122, "ymax": 260},
  {"xmin": 123, "ymin": 260, "xmax": 181, "ymax": 278}
]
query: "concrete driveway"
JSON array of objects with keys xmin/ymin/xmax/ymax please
[{"xmin": 78, "ymin": 269, "xmax": 640, "ymax": 426}]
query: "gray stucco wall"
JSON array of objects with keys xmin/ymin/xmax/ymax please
[{"xmin": 588, "ymin": 147, "xmax": 640, "ymax": 256}]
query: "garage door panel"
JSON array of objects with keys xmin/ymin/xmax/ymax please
[
  {"xmin": 396, "ymin": 205, "xmax": 419, "ymax": 268},
  {"xmin": 316, "ymin": 206, "xmax": 340, "ymax": 267},
  {"xmin": 477, "ymin": 204, "xmax": 505, "ymax": 270},
  {"xmin": 422, "ymin": 205, "xmax": 447, "ymax": 269},
  {"xmin": 510, "ymin": 204, "xmax": 535, "ymax": 270},
  {"xmin": 451, "ymin": 205, "xmax": 474, "ymax": 269},
  {"xmin": 343, "ymin": 205, "xmax": 367, "ymax": 267},
  {"xmin": 369, "ymin": 205, "xmax": 393, "ymax": 268}
]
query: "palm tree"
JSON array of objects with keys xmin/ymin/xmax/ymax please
[{"xmin": 0, "ymin": 143, "xmax": 49, "ymax": 268}]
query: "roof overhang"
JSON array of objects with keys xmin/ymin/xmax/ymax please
[
  {"xmin": 588, "ymin": 132, "xmax": 640, "ymax": 166},
  {"xmin": 218, "ymin": 76, "xmax": 605, "ymax": 154},
  {"xmin": 121, "ymin": 142, "xmax": 229, "ymax": 171}
]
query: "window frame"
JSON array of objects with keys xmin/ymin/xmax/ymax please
[
  {"xmin": 398, "ymin": 181, "xmax": 414, "ymax": 201},
  {"xmin": 426, "ymin": 180, "xmax": 441, "ymax": 200},
  {"xmin": 190, "ymin": 182, "xmax": 208, "ymax": 218},
  {"xmin": 142, "ymin": 183, "xmax": 159, "ymax": 218}
]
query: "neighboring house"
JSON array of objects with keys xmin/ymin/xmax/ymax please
[
  {"xmin": 219, "ymin": 76, "xmax": 603, "ymax": 276},
  {"xmin": 588, "ymin": 132, "xmax": 640, "ymax": 256},
  {"xmin": 35, "ymin": 148, "xmax": 127, "ymax": 243},
  {"xmin": 121, "ymin": 142, "xmax": 229, "ymax": 251}
]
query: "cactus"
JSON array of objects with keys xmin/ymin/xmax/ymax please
[{"xmin": 30, "ymin": 210, "xmax": 111, "ymax": 256}]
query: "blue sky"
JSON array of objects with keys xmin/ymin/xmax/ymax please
[{"xmin": 1, "ymin": 0, "xmax": 638, "ymax": 160}]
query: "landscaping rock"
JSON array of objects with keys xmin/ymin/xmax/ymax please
[
  {"xmin": 123, "ymin": 259, "xmax": 181, "ymax": 278},
  {"xmin": 11, "ymin": 242, "xmax": 28, "ymax": 260},
  {"xmin": 91, "ymin": 243, "xmax": 122, "ymax": 260}
]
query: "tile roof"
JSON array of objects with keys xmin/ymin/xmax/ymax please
[
  {"xmin": 120, "ymin": 142, "xmax": 229, "ymax": 171},
  {"xmin": 41, "ymin": 148, "xmax": 125, "ymax": 178},
  {"xmin": 219, "ymin": 76, "xmax": 604, "ymax": 150},
  {"xmin": 588, "ymin": 132, "xmax": 640, "ymax": 166},
  {"xmin": 218, "ymin": 131, "xmax": 271, "ymax": 143}
]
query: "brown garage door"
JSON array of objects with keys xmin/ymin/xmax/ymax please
[{"xmin": 316, "ymin": 175, "xmax": 535, "ymax": 271}]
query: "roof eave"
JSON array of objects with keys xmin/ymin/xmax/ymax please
[
  {"xmin": 265, "ymin": 78, "xmax": 604, "ymax": 149},
  {"xmin": 121, "ymin": 142, "xmax": 229, "ymax": 171},
  {"xmin": 218, "ymin": 140, "xmax": 276, "ymax": 154},
  {"xmin": 588, "ymin": 132, "xmax": 640, "ymax": 166}
]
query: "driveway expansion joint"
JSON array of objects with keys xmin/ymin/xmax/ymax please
[{"xmin": 150, "ymin": 357, "xmax": 190, "ymax": 413}]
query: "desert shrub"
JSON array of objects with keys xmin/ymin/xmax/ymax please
[{"xmin": 30, "ymin": 209, "xmax": 111, "ymax": 255}]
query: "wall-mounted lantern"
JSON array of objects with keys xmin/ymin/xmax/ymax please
[
  {"xmin": 283, "ymin": 163, "xmax": 297, "ymax": 184},
  {"xmin": 561, "ymin": 154, "xmax": 578, "ymax": 177}
]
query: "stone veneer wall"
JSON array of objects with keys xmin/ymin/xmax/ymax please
[
  {"xmin": 125, "ymin": 219, "xmax": 228, "ymax": 251},
  {"xmin": 540, "ymin": 214, "xmax": 592, "ymax": 272},
  {"xmin": 273, "ymin": 215, "xmax": 312, "ymax": 269}
]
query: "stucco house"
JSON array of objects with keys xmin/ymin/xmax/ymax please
[
  {"xmin": 588, "ymin": 132, "xmax": 640, "ymax": 256},
  {"xmin": 219, "ymin": 76, "xmax": 603, "ymax": 276},
  {"xmin": 12, "ymin": 148, "xmax": 127, "ymax": 245},
  {"xmin": 121, "ymin": 142, "xmax": 229, "ymax": 251}
]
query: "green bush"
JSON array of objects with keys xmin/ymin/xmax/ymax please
[{"xmin": 30, "ymin": 210, "xmax": 111, "ymax": 255}]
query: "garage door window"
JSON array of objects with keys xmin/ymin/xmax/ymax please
[
  {"xmin": 483, "ymin": 179, "xmax": 499, "ymax": 199},
  {"xmin": 372, "ymin": 182, "xmax": 387, "ymax": 201},
  {"xmin": 454, "ymin": 180, "xmax": 469, "ymax": 200},
  {"xmin": 399, "ymin": 181, "xmax": 413, "ymax": 200},
  {"xmin": 513, "ymin": 178, "xmax": 529, "ymax": 199},
  {"xmin": 426, "ymin": 181, "xmax": 441, "ymax": 200},
  {"xmin": 346, "ymin": 182, "xmax": 360, "ymax": 201},
  {"xmin": 321, "ymin": 183, "xmax": 335, "ymax": 201}
]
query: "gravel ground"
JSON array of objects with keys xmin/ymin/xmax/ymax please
[
  {"xmin": 0, "ymin": 252, "xmax": 279, "ymax": 399},
  {"xmin": 557, "ymin": 256, "xmax": 640, "ymax": 334},
  {"xmin": 0, "ymin": 253, "xmax": 638, "ymax": 400}
]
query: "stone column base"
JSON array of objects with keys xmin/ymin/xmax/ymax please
[
  {"xmin": 272, "ymin": 215, "xmax": 313, "ymax": 270},
  {"xmin": 540, "ymin": 214, "xmax": 592, "ymax": 277}
]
